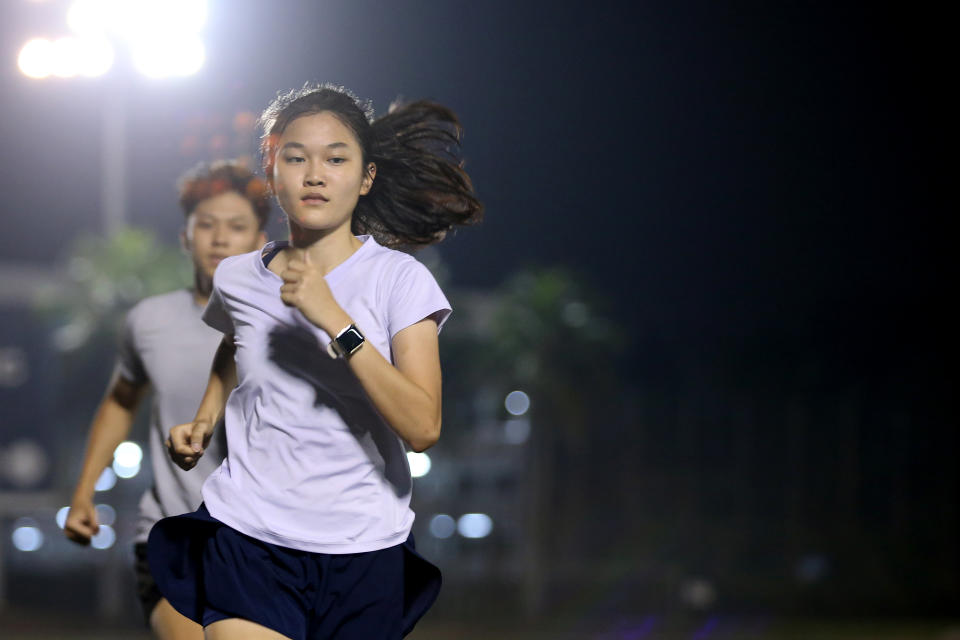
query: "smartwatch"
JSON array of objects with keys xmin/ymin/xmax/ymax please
[{"xmin": 327, "ymin": 323, "xmax": 365, "ymax": 359}]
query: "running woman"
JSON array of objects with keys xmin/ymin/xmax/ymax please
[
  {"xmin": 65, "ymin": 161, "xmax": 270, "ymax": 640},
  {"xmin": 148, "ymin": 84, "xmax": 482, "ymax": 640}
]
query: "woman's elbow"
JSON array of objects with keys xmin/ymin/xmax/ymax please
[{"xmin": 409, "ymin": 418, "xmax": 441, "ymax": 453}]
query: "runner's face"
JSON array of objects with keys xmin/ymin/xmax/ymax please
[
  {"xmin": 271, "ymin": 111, "xmax": 374, "ymax": 235},
  {"xmin": 185, "ymin": 191, "xmax": 265, "ymax": 279}
]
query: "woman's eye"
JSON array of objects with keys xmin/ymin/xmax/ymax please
[
  {"xmin": 285, "ymin": 156, "xmax": 305, "ymax": 163},
  {"xmin": 196, "ymin": 222, "xmax": 213, "ymax": 229},
  {"xmin": 231, "ymin": 226, "xmax": 249, "ymax": 233},
  {"xmin": 329, "ymin": 157, "xmax": 345, "ymax": 165}
]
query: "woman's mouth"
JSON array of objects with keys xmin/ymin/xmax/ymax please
[{"xmin": 301, "ymin": 193, "xmax": 329, "ymax": 205}]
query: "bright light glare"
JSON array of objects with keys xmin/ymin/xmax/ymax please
[
  {"xmin": 63, "ymin": 0, "xmax": 206, "ymax": 78},
  {"xmin": 13, "ymin": 526, "xmax": 44, "ymax": 551},
  {"xmin": 113, "ymin": 459, "xmax": 141, "ymax": 478},
  {"xmin": 113, "ymin": 441, "xmax": 142, "ymax": 478},
  {"xmin": 132, "ymin": 35, "xmax": 204, "ymax": 77},
  {"xmin": 18, "ymin": 38, "xmax": 54, "ymax": 78},
  {"xmin": 67, "ymin": 0, "xmax": 112, "ymax": 36},
  {"xmin": 505, "ymin": 390, "xmax": 530, "ymax": 416},
  {"xmin": 407, "ymin": 452, "xmax": 432, "ymax": 478},
  {"xmin": 12, "ymin": 518, "xmax": 44, "ymax": 552},
  {"xmin": 18, "ymin": 36, "xmax": 112, "ymax": 79},
  {"xmin": 68, "ymin": 0, "xmax": 206, "ymax": 38},
  {"xmin": 429, "ymin": 514, "xmax": 456, "ymax": 539},
  {"xmin": 95, "ymin": 466, "xmax": 117, "ymax": 491},
  {"xmin": 77, "ymin": 37, "xmax": 114, "ymax": 76},
  {"xmin": 114, "ymin": 441, "xmax": 143, "ymax": 467},
  {"xmin": 56, "ymin": 506, "xmax": 70, "ymax": 529},
  {"xmin": 91, "ymin": 524, "xmax": 116, "ymax": 549},
  {"xmin": 457, "ymin": 513, "xmax": 493, "ymax": 539},
  {"xmin": 51, "ymin": 38, "xmax": 84, "ymax": 77}
]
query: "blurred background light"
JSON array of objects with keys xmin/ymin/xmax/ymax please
[
  {"xmin": 112, "ymin": 458, "xmax": 140, "ymax": 479},
  {"xmin": 504, "ymin": 390, "xmax": 530, "ymax": 416},
  {"xmin": 457, "ymin": 513, "xmax": 493, "ymax": 539},
  {"xmin": 18, "ymin": 36, "xmax": 114, "ymax": 80},
  {"xmin": 12, "ymin": 517, "xmax": 44, "ymax": 552},
  {"xmin": 132, "ymin": 35, "xmax": 204, "ymax": 78},
  {"xmin": 95, "ymin": 503, "xmax": 117, "ymax": 526},
  {"xmin": 94, "ymin": 466, "xmax": 117, "ymax": 491},
  {"xmin": 52, "ymin": 317, "xmax": 94, "ymax": 351},
  {"xmin": 407, "ymin": 451, "xmax": 432, "ymax": 478},
  {"xmin": 17, "ymin": 38, "xmax": 54, "ymax": 79},
  {"xmin": 67, "ymin": 0, "xmax": 207, "ymax": 39},
  {"xmin": 20, "ymin": 0, "xmax": 207, "ymax": 80},
  {"xmin": 76, "ymin": 37, "xmax": 114, "ymax": 77},
  {"xmin": 795, "ymin": 553, "xmax": 830, "ymax": 584},
  {"xmin": 51, "ymin": 37, "xmax": 84, "ymax": 77},
  {"xmin": 0, "ymin": 346, "xmax": 30, "ymax": 387},
  {"xmin": 1, "ymin": 438, "xmax": 49, "ymax": 488},
  {"xmin": 113, "ymin": 441, "xmax": 142, "ymax": 467},
  {"xmin": 428, "ymin": 514, "xmax": 456, "ymax": 539},
  {"xmin": 680, "ymin": 577, "xmax": 716, "ymax": 610},
  {"xmin": 56, "ymin": 506, "xmax": 70, "ymax": 529},
  {"xmin": 503, "ymin": 417, "xmax": 530, "ymax": 444},
  {"xmin": 562, "ymin": 300, "xmax": 589, "ymax": 328},
  {"xmin": 66, "ymin": 0, "xmax": 113, "ymax": 36},
  {"xmin": 90, "ymin": 524, "xmax": 116, "ymax": 549}
]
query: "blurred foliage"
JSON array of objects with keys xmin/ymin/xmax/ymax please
[
  {"xmin": 31, "ymin": 228, "xmax": 191, "ymax": 417},
  {"xmin": 441, "ymin": 267, "xmax": 628, "ymax": 614},
  {"xmin": 34, "ymin": 228, "xmax": 192, "ymax": 350}
]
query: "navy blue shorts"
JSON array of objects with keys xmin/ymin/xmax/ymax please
[{"xmin": 147, "ymin": 505, "xmax": 441, "ymax": 639}]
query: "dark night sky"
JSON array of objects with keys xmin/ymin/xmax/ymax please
[{"xmin": 0, "ymin": 1, "xmax": 951, "ymax": 380}]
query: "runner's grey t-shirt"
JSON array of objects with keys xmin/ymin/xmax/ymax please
[{"xmin": 115, "ymin": 289, "xmax": 227, "ymax": 543}]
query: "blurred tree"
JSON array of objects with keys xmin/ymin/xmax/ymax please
[
  {"xmin": 33, "ymin": 228, "xmax": 190, "ymax": 413},
  {"xmin": 482, "ymin": 268, "xmax": 624, "ymax": 616},
  {"xmin": 35, "ymin": 228, "xmax": 190, "ymax": 346}
]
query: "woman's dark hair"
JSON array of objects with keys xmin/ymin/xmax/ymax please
[
  {"xmin": 177, "ymin": 160, "xmax": 271, "ymax": 229},
  {"xmin": 258, "ymin": 83, "xmax": 482, "ymax": 247}
]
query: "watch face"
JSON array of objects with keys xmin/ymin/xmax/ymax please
[{"xmin": 337, "ymin": 326, "xmax": 365, "ymax": 354}]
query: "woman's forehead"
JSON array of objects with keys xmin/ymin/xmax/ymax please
[{"xmin": 279, "ymin": 111, "xmax": 360, "ymax": 148}]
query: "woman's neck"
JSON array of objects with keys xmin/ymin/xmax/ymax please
[{"xmin": 287, "ymin": 222, "xmax": 363, "ymax": 275}]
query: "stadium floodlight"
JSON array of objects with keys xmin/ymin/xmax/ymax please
[
  {"xmin": 18, "ymin": 38, "xmax": 54, "ymax": 79},
  {"xmin": 20, "ymin": 0, "xmax": 207, "ymax": 80},
  {"xmin": 132, "ymin": 34, "xmax": 205, "ymax": 78}
]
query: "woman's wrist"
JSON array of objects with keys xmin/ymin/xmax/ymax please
[
  {"xmin": 71, "ymin": 486, "xmax": 95, "ymax": 506},
  {"xmin": 192, "ymin": 414, "xmax": 217, "ymax": 428},
  {"xmin": 317, "ymin": 308, "xmax": 353, "ymax": 338}
]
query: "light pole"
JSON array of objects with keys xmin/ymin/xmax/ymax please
[
  {"xmin": 17, "ymin": 0, "xmax": 208, "ymax": 235},
  {"xmin": 9, "ymin": 0, "xmax": 209, "ymax": 620}
]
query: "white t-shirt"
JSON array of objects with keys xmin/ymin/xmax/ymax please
[{"xmin": 200, "ymin": 235, "xmax": 451, "ymax": 553}]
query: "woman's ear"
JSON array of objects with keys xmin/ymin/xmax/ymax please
[
  {"xmin": 179, "ymin": 227, "xmax": 190, "ymax": 254},
  {"xmin": 360, "ymin": 162, "xmax": 377, "ymax": 195}
]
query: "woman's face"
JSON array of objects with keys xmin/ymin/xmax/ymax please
[{"xmin": 272, "ymin": 111, "xmax": 374, "ymax": 236}]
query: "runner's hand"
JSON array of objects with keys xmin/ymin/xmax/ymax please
[
  {"xmin": 166, "ymin": 420, "xmax": 214, "ymax": 471},
  {"xmin": 64, "ymin": 498, "xmax": 99, "ymax": 545}
]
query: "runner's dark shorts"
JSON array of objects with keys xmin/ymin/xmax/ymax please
[{"xmin": 147, "ymin": 504, "xmax": 441, "ymax": 639}]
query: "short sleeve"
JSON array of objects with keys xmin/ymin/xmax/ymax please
[
  {"xmin": 387, "ymin": 259, "xmax": 452, "ymax": 339},
  {"xmin": 202, "ymin": 281, "xmax": 234, "ymax": 335},
  {"xmin": 114, "ymin": 308, "xmax": 147, "ymax": 385}
]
